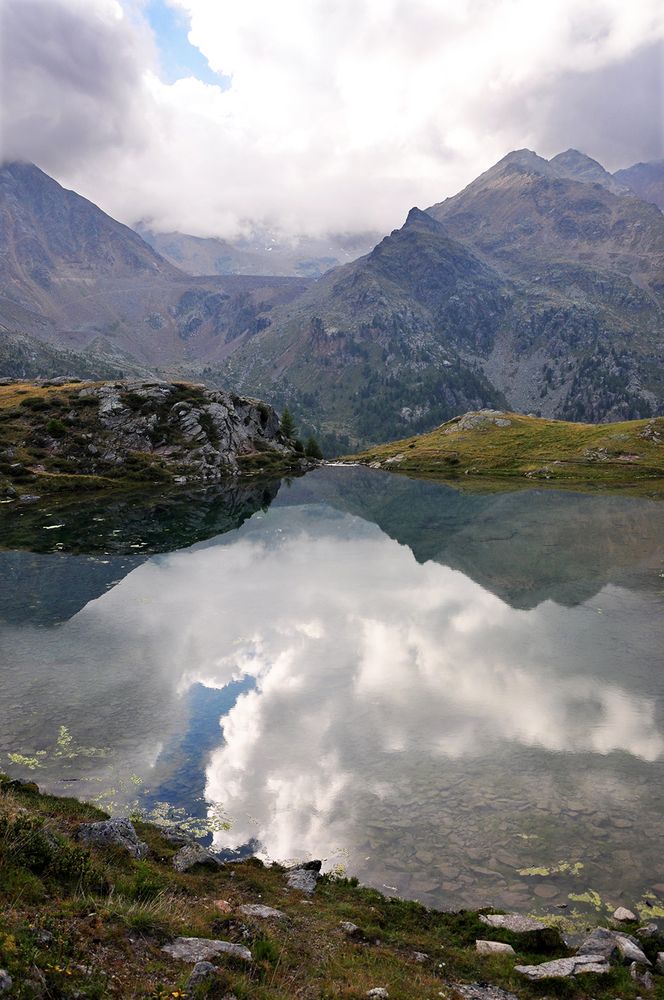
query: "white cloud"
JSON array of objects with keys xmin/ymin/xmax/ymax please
[{"xmin": 1, "ymin": 0, "xmax": 662, "ymax": 236}]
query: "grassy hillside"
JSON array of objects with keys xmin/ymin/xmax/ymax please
[
  {"xmin": 349, "ymin": 410, "xmax": 664, "ymax": 494},
  {"xmin": 1, "ymin": 776, "xmax": 661, "ymax": 999}
]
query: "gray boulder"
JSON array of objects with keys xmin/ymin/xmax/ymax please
[
  {"xmin": 76, "ymin": 818, "xmax": 147, "ymax": 859},
  {"xmin": 0, "ymin": 971, "xmax": 12, "ymax": 994},
  {"xmin": 286, "ymin": 859, "xmax": 322, "ymax": 894},
  {"xmin": 476, "ymin": 940, "xmax": 515, "ymax": 956},
  {"xmin": 186, "ymin": 962, "xmax": 217, "ymax": 989},
  {"xmin": 162, "ymin": 938, "xmax": 252, "ymax": 963},
  {"xmin": 578, "ymin": 927, "xmax": 620, "ymax": 960},
  {"xmin": 656, "ymin": 952, "xmax": 664, "ymax": 974},
  {"xmin": 637, "ymin": 923, "xmax": 660, "ymax": 939},
  {"xmin": 516, "ymin": 955, "xmax": 610, "ymax": 980},
  {"xmin": 172, "ymin": 843, "xmax": 224, "ymax": 873},
  {"xmin": 615, "ymin": 934, "xmax": 651, "ymax": 966},
  {"xmin": 239, "ymin": 903, "xmax": 286, "ymax": 920}
]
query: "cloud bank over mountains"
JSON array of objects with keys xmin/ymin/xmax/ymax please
[{"xmin": 1, "ymin": 0, "xmax": 662, "ymax": 237}]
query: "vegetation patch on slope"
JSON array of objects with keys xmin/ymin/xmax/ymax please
[
  {"xmin": 348, "ymin": 410, "xmax": 664, "ymax": 494},
  {"xmin": 1, "ymin": 777, "xmax": 662, "ymax": 999}
]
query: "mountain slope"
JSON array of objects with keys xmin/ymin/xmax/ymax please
[
  {"xmin": 0, "ymin": 162, "xmax": 310, "ymax": 367},
  {"xmin": 218, "ymin": 149, "xmax": 664, "ymax": 446},
  {"xmin": 220, "ymin": 208, "xmax": 512, "ymax": 447},
  {"xmin": 614, "ymin": 159, "xmax": 664, "ymax": 211},
  {"xmin": 137, "ymin": 225, "xmax": 381, "ymax": 278}
]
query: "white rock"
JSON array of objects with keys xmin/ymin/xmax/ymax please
[
  {"xmin": 479, "ymin": 914, "xmax": 547, "ymax": 933},
  {"xmin": 613, "ymin": 906, "xmax": 637, "ymax": 922},
  {"xmin": 476, "ymin": 940, "xmax": 516, "ymax": 956},
  {"xmin": 366, "ymin": 989, "xmax": 389, "ymax": 998}
]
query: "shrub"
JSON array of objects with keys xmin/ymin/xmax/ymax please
[{"xmin": 45, "ymin": 418, "xmax": 67, "ymax": 438}]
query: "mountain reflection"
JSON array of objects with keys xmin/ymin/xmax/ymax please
[{"xmin": 1, "ymin": 469, "xmax": 664, "ymax": 911}]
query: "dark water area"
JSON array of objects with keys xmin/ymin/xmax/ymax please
[{"xmin": 1, "ymin": 467, "xmax": 663, "ymax": 917}]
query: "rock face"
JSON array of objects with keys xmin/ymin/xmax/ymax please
[
  {"xmin": 76, "ymin": 818, "xmax": 147, "ymax": 859},
  {"xmin": 162, "ymin": 938, "xmax": 252, "ymax": 963},
  {"xmin": 172, "ymin": 843, "xmax": 224, "ymax": 873},
  {"xmin": 0, "ymin": 379, "xmax": 310, "ymax": 496}
]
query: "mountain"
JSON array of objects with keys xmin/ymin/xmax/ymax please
[
  {"xmin": 215, "ymin": 149, "xmax": 664, "ymax": 448},
  {"xmin": 614, "ymin": 159, "xmax": 664, "ymax": 211},
  {"xmin": 548, "ymin": 148, "xmax": 631, "ymax": 195},
  {"xmin": 137, "ymin": 225, "xmax": 381, "ymax": 279},
  {"xmin": 0, "ymin": 161, "xmax": 310, "ymax": 368}
]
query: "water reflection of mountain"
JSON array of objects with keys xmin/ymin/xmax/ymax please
[
  {"xmin": 0, "ymin": 480, "xmax": 281, "ymax": 624},
  {"xmin": 280, "ymin": 467, "xmax": 664, "ymax": 609},
  {"xmin": 1, "ymin": 467, "xmax": 664, "ymax": 621}
]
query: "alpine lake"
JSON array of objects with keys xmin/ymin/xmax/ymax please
[{"xmin": 1, "ymin": 465, "xmax": 663, "ymax": 923}]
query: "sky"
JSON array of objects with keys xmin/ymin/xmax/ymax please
[{"xmin": 0, "ymin": 0, "xmax": 663, "ymax": 238}]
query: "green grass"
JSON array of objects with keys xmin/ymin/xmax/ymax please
[
  {"xmin": 349, "ymin": 411, "xmax": 664, "ymax": 496},
  {"xmin": 1, "ymin": 775, "xmax": 662, "ymax": 999}
]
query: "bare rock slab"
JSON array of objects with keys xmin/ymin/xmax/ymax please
[
  {"xmin": 76, "ymin": 818, "xmax": 147, "ymax": 859},
  {"xmin": 476, "ymin": 940, "xmax": 516, "ymax": 956},
  {"xmin": 162, "ymin": 938, "xmax": 252, "ymax": 963},
  {"xmin": 456, "ymin": 984, "xmax": 520, "ymax": 1000},
  {"xmin": 172, "ymin": 843, "xmax": 224, "ymax": 873},
  {"xmin": 516, "ymin": 955, "xmax": 610, "ymax": 980},
  {"xmin": 239, "ymin": 904, "xmax": 287, "ymax": 920}
]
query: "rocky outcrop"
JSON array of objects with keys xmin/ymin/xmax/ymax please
[
  {"xmin": 172, "ymin": 843, "xmax": 224, "ymax": 873},
  {"xmin": 0, "ymin": 378, "xmax": 313, "ymax": 496}
]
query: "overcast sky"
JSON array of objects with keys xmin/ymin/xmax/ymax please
[{"xmin": 1, "ymin": 0, "xmax": 662, "ymax": 238}]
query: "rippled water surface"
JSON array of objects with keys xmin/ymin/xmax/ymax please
[{"xmin": 1, "ymin": 467, "xmax": 664, "ymax": 915}]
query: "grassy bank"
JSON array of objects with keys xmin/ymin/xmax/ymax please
[
  {"xmin": 348, "ymin": 411, "xmax": 664, "ymax": 495},
  {"xmin": 1, "ymin": 777, "xmax": 662, "ymax": 999}
]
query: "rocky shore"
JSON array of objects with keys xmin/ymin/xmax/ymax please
[
  {"xmin": 1, "ymin": 776, "xmax": 663, "ymax": 999},
  {"xmin": 0, "ymin": 379, "xmax": 314, "ymax": 498}
]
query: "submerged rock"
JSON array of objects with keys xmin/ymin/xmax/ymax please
[
  {"xmin": 76, "ymin": 818, "xmax": 147, "ymax": 859},
  {"xmin": 162, "ymin": 938, "xmax": 252, "ymax": 963},
  {"xmin": 613, "ymin": 906, "xmax": 637, "ymax": 922}
]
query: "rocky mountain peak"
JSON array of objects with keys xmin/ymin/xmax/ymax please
[{"xmin": 549, "ymin": 149, "xmax": 631, "ymax": 195}]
